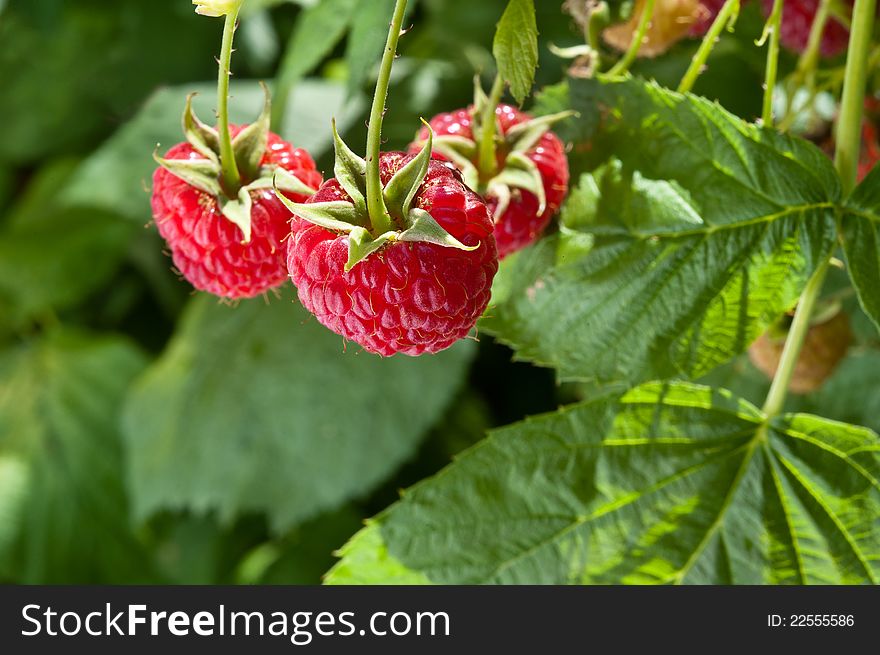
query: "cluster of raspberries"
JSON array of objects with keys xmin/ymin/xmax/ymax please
[{"xmin": 152, "ymin": 106, "xmax": 569, "ymax": 356}]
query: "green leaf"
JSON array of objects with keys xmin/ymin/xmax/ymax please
[
  {"xmin": 0, "ymin": 206, "xmax": 135, "ymax": 327},
  {"xmin": 493, "ymin": 0, "xmax": 538, "ymax": 105},
  {"xmin": 60, "ymin": 80, "xmax": 363, "ymax": 223},
  {"xmin": 793, "ymin": 349, "xmax": 880, "ymax": 436},
  {"xmin": 122, "ymin": 290, "xmax": 474, "ymax": 533},
  {"xmin": 254, "ymin": 507, "xmax": 364, "ymax": 585},
  {"xmin": 0, "ymin": 0, "xmax": 218, "ymax": 163},
  {"xmin": 326, "ymin": 522, "xmax": 432, "ymax": 585},
  {"xmin": 841, "ymin": 166, "xmax": 880, "ymax": 333},
  {"xmin": 274, "ymin": 0, "xmax": 359, "ymax": 106},
  {"xmin": 483, "ymin": 78, "xmax": 839, "ymax": 384},
  {"xmin": 0, "ymin": 331, "xmax": 154, "ymax": 583},
  {"xmin": 328, "ymin": 382, "xmax": 880, "ymax": 584},
  {"xmin": 345, "ymin": 0, "xmax": 417, "ymax": 95}
]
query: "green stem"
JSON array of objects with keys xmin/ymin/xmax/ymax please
[
  {"xmin": 759, "ymin": 0, "xmax": 876, "ymax": 420},
  {"xmin": 761, "ymin": 0, "xmax": 783, "ymax": 126},
  {"xmin": 834, "ymin": 0, "xmax": 877, "ymax": 195},
  {"xmin": 587, "ymin": 1, "xmax": 610, "ymax": 51},
  {"xmin": 777, "ymin": 0, "xmax": 831, "ymax": 132},
  {"xmin": 217, "ymin": 8, "xmax": 242, "ymax": 196},
  {"xmin": 478, "ymin": 75, "xmax": 505, "ymax": 185},
  {"xmin": 605, "ymin": 0, "xmax": 656, "ymax": 77},
  {"xmin": 678, "ymin": 0, "xmax": 739, "ymax": 94},
  {"xmin": 796, "ymin": 0, "xmax": 831, "ymax": 82},
  {"xmin": 365, "ymin": 0, "xmax": 408, "ymax": 235},
  {"xmin": 760, "ymin": 257, "xmax": 831, "ymax": 417}
]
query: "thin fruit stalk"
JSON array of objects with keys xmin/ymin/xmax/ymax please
[
  {"xmin": 151, "ymin": 1, "xmax": 323, "ymax": 299},
  {"xmin": 678, "ymin": 0, "xmax": 740, "ymax": 94},
  {"xmin": 760, "ymin": 0, "xmax": 876, "ymax": 419},
  {"xmin": 761, "ymin": 0, "xmax": 783, "ymax": 126}
]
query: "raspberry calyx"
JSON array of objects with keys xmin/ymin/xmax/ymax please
[
  {"xmin": 154, "ymin": 86, "xmax": 316, "ymax": 244},
  {"xmin": 414, "ymin": 83, "xmax": 573, "ymax": 227},
  {"xmin": 274, "ymin": 124, "xmax": 477, "ymax": 272}
]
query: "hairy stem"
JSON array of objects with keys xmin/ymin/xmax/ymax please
[
  {"xmin": 761, "ymin": 0, "xmax": 783, "ymax": 126},
  {"xmin": 478, "ymin": 75, "xmax": 505, "ymax": 186},
  {"xmin": 606, "ymin": 0, "xmax": 656, "ymax": 77},
  {"xmin": 678, "ymin": 0, "xmax": 740, "ymax": 94},
  {"xmin": 218, "ymin": 7, "xmax": 242, "ymax": 197},
  {"xmin": 760, "ymin": 0, "xmax": 875, "ymax": 420},
  {"xmin": 365, "ymin": 0, "xmax": 408, "ymax": 235},
  {"xmin": 835, "ymin": 0, "xmax": 877, "ymax": 195}
]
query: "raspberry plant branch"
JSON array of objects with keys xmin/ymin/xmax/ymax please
[
  {"xmin": 216, "ymin": 2, "xmax": 244, "ymax": 197},
  {"xmin": 760, "ymin": 257, "xmax": 832, "ymax": 417},
  {"xmin": 760, "ymin": 0, "xmax": 875, "ymax": 419},
  {"xmin": 835, "ymin": 0, "xmax": 878, "ymax": 193},
  {"xmin": 605, "ymin": 0, "xmax": 656, "ymax": 77},
  {"xmin": 364, "ymin": 0, "xmax": 409, "ymax": 235},
  {"xmin": 478, "ymin": 75, "xmax": 506, "ymax": 185},
  {"xmin": 760, "ymin": 0, "xmax": 783, "ymax": 126},
  {"xmin": 677, "ymin": 0, "xmax": 740, "ymax": 94}
]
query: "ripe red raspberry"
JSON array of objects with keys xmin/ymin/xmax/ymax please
[
  {"xmin": 287, "ymin": 153, "xmax": 498, "ymax": 356},
  {"xmin": 761, "ymin": 0, "xmax": 851, "ymax": 58},
  {"xmin": 410, "ymin": 104, "xmax": 569, "ymax": 259},
  {"xmin": 152, "ymin": 128, "xmax": 322, "ymax": 299}
]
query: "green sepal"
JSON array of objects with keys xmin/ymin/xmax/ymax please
[
  {"xmin": 384, "ymin": 122, "xmax": 433, "ymax": 221},
  {"xmin": 252, "ymin": 167, "xmax": 317, "ymax": 197},
  {"xmin": 398, "ymin": 208, "xmax": 479, "ymax": 252},
  {"xmin": 154, "ymin": 149, "xmax": 223, "ymax": 197},
  {"xmin": 505, "ymin": 110, "xmax": 578, "ymax": 154},
  {"xmin": 486, "ymin": 150, "xmax": 547, "ymax": 220},
  {"xmin": 345, "ymin": 227, "xmax": 397, "ymax": 271},
  {"xmin": 273, "ymin": 118, "xmax": 478, "ymax": 272},
  {"xmin": 273, "ymin": 192, "xmax": 366, "ymax": 233},
  {"xmin": 232, "ymin": 82, "xmax": 271, "ymax": 183},
  {"xmin": 343, "ymin": 209, "xmax": 478, "ymax": 272},
  {"xmin": 183, "ymin": 93, "xmax": 220, "ymax": 163},
  {"xmin": 332, "ymin": 119, "xmax": 368, "ymax": 214},
  {"xmin": 473, "ymin": 75, "xmax": 491, "ymax": 117},
  {"xmin": 419, "ymin": 136, "xmax": 480, "ymax": 190},
  {"xmin": 219, "ymin": 186, "xmax": 254, "ymax": 243}
]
